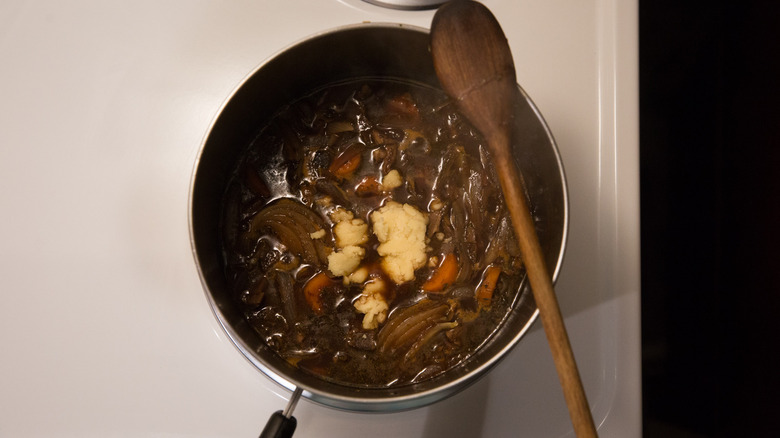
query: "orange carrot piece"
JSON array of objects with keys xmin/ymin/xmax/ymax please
[
  {"xmin": 354, "ymin": 175, "xmax": 384, "ymax": 197},
  {"xmin": 303, "ymin": 272, "xmax": 334, "ymax": 313},
  {"xmin": 329, "ymin": 145, "xmax": 362, "ymax": 178},
  {"xmin": 332, "ymin": 154, "xmax": 361, "ymax": 178},
  {"xmin": 386, "ymin": 93, "xmax": 420, "ymax": 119},
  {"xmin": 476, "ymin": 265, "xmax": 502, "ymax": 308},
  {"xmin": 422, "ymin": 253, "xmax": 459, "ymax": 292}
]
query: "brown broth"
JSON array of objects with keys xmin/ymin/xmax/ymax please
[{"xmin": 221, "ymin": 79, "xmax": 524, "ymax": 388}]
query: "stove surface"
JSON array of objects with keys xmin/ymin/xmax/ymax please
[{"xmin": 0, "ymin": 1, "xmax": 640, "ymax": 436}]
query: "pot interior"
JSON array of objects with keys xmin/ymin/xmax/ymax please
[{"xmin": 189, "ymin": 23, "xmax": 567, "ymax": 412}]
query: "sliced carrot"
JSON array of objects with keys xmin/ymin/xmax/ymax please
[
  {"xmin": 303, "ymin": 271, "xmax": 335, "ymax": 313},
  {"xmin": 328, "ymin": 144, "xmax": 362, "ymax": 178},
  {"xmin": 386, "ymin": 92, "xmax": 420, "ymax": 119},
  {"xmin": 422, "ymin": 253, "xmax": 459, "ymax": 292},
  {"xmin": 354, "ymin": 175, "xmax": 384, "ymax": 197},
  {"xmin": 476, "ymin": 265, "xmax": 502, "ymax": 309},
  {"xmin": 332, "ymin": 154, "xmax": 361, "ymax": 178}
]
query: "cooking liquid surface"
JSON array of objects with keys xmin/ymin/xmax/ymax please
[{"xmin": 221, "ymin": 80, "xmax": 526, "ymax": 387}]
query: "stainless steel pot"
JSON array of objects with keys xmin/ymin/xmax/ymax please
[{"xmin": 189, "ymin": 23, "xmax": 568, "ymax": 413}]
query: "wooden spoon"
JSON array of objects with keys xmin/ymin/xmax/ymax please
[{"xmin": 431, "ymin": 2, "xmax": 598, "ymax": 437}]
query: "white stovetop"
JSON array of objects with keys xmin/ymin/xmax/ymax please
[{"xmin": 0, "ymin": 1, "xmax": 640, "ymax": 436}]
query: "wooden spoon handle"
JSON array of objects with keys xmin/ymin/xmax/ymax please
[{"xmin": 489, "ymin": 130, "xmax": 598, "ymax": 438}]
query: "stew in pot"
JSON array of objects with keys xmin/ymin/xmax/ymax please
[{"xmin": 221, "ymin": 79, "xmax": 525, "ymax": 387}]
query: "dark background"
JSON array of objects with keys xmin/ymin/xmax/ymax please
[{"xmin": 640, "ymin": 0, "xmax": 780, "ymax": 436}]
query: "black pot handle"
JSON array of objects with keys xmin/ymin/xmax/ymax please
[{"xmin": 258, "ymin": 387, "xmax": 303, "ymax": 438}]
